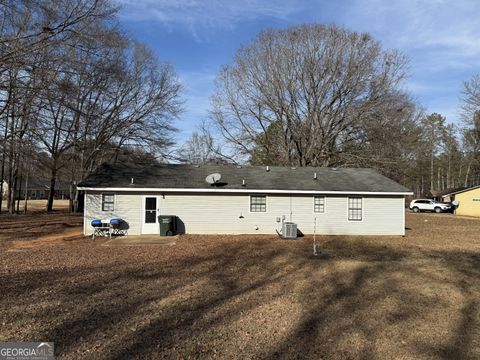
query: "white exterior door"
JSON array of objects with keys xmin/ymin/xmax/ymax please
[{"xmin": 142, "ymin": 196, "xmax": 160, "ymax": 234}]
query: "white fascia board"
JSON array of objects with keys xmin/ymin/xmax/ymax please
[
  {"xmin": 441, "ymin": 185, "xmax": 480, "ymax": 197},
  {"xmin": 77, "ymin": 187, "xmax": 413, "ymax": 196}
]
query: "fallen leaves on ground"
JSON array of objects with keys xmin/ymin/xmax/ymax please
[{"xmin": 0, "ymin": 212, "xmax": 479, "ymax": 359}]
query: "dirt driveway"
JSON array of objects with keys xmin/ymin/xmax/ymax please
[{"xmin": 0, "ymin": 212, "xmax": 479, "ymax": 359}]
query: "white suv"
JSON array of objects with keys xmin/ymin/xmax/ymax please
[{"xmin": 409, "ymin": 199, "xmax": 451, "ymax": 213}]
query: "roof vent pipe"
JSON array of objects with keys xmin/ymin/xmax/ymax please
[
  {"xmin": 242, "ymin": 179, "xmax": 246, "ymax": 186},
  {"xmin": 131, "ymin": 178, "xmax": 134, "ymax": 184},
  {"xmin": 314, "ymin": 172, "xmax": 317, "ymax": 180},
  {"xmin": 266, "ymin": 166, "xmax": 270, "ymax": 172}
]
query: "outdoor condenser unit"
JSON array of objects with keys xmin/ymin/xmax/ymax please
[{"xmin": 282, "ymin": 222, "xmax": 297, "ymax": 239}]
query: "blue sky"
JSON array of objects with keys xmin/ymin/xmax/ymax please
[{"xmin": 117, "ymin": 0, "xmax": 480, "ymax": 142}]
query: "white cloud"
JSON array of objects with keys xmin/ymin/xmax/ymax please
[
  {"xmin": 335, "ymin": 0, "xmax": 480, "ymax": 123},
  {"xmin": 118, "ymin": 0, "xmax": 304, "ymax": 33},
  {"xmin": 341, "ymin": 0, "xmax": 480, "ymax": 69},
  {"xmin": 117, "ymin": 0, "xmax": 480, "ymax": 127}
]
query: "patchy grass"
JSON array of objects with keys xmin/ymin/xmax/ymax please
[
  {"xmin": 1, "ymin": 199, "xmax": 70, "ymax": 213},
  {"xmin": 0, "ymin": 211, "xmax": 82, "ymax": 251},
  {"xmin": 0, "ymin": 212, "xmax": 479, "ymax": 359}
]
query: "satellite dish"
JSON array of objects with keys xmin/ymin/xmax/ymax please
[{"xmin": 205, "ymin": 173, "xmax": 222, "ymax": 185}]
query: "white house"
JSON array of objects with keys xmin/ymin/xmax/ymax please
[{"xmin": 77, "ymin": 163, "xmax": 413, "ymax": 236}]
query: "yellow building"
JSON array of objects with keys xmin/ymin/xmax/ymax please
[{"xmin": 442, "ymin": 186, "xmax": 480, "ymax": 217}]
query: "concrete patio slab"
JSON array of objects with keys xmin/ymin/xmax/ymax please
[{"xmin": 102, "ymin": 235, "xmax": 177, "ymax": 246}]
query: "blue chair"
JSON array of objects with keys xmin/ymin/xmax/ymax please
[
  {"xmin": 110, "ymin": 218, "xmax": 127, "ymax": 236},
  {"xmin": 91, "ymin": 219, "xmax": 111, "ymax": 239}
]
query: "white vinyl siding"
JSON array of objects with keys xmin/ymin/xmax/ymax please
[
  {"xmin": 85, "ymin": 192, "xmax": 142, "ymax": 235},
  {"xmin": 84, "ymin": 192, "xmax": 405, "ymax": 236},
  {"xmin": 314, "ymin": 196, "xmax": 325, "ymax": 213}
]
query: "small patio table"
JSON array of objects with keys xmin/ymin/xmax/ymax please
[{"xmin": 92, "ymin": 220, "xmax": 112, "ymax": 240}]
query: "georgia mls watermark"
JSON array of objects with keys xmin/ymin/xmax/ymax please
[{"xmin": 0, "ymin": 342, "xmax": 54, "ymax": 360}]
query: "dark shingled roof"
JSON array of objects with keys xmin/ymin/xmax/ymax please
[{"xmin": 78, "ymin": 162, "xmax": 411, "ymax": 193}]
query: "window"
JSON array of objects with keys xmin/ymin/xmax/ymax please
[
  {"xmin": 102, "ymin": 193, "xmax": 115, "ymax": 211},
  {"xmin": 415, "ymin": 200, "xmax": 429, "ymax": 204},
  {"xmin": 250, "ymin": 195, "xmax": 266, "ymax": 212},
  {"xmin": 314, "ymin": 196, "xmax": 325, "ymax": 213},
  {"xmin": 348, "ymin": 197, "xmax": 362, "ymax": 221}
]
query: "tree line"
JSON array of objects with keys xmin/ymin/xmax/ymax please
[
  {"xmin": 185, "ymin": 24, "xmax": 480, "ymax": 197},
  {"xmin": 0, "ymin": 0, "xmax": 182, "ymax": 213},
  {"xmin": 2, "ymin": 6, "xmax": 479, "ymax": 214}
]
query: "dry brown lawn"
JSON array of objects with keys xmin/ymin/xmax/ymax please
[
  {"xmin": 1, "ymin": 199, "xmax": 70, "ymax": 213},
  {"xmin": 0, "ymin": 212, "xmax": 479, "ymax": 359}
]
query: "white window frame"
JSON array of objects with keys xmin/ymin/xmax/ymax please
[
  {"xmin": 313, "ymin": 196, "xmax": 326, "ymax": 213},
  {"xmin": 347, "ymin": 197, "xmax": 363, "ymax": 222},
  {"xmin": 102, "ymin": 193, "xmax": 115, "ymax": 212},
  {"xmin": 249, "ymin": 194, "xmax": 267, "ymax": 213}
]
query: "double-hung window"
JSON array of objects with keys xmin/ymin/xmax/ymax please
[
  {"xmin": 314, "ymin": 196, "xmax": 325, "ymax": 213},
  {"xmin": 250, "ymin": 195, "xmax": 267, "ymax": 212},
  {"xmin": 102, "ymin": 193, "xmax": 115, "ymax": 211},
  {"xmin": 348, "ymin": 197, "xmax": 362, "ymax": 221}
]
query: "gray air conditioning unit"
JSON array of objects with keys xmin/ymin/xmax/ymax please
[{"xmin": 282, "ymin": 222, "xmax": 297, "ymax": 239}]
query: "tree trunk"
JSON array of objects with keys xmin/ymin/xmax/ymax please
[
  {"xmin": 421, "ymin": 175, "xmax": 424, "ymax": 197},
  {"xmin": 430, "ymin": 148, "xmax": 434, "ymax": 192},
  {"xmin": 69, "ymin": 183, "xmax": 73, "ymax": 213},
  {"xmin": 47, "ymin": 168, "xmax": 57, "ymax": 212},
  {"xmin": 8, "ymin": 173, "xmax": 17, "ymax": 214},
  {"xmin": 73, "ymin": 188, "xmax": 79, "ymax": 213},
  {"xmin": 0, "ymin": 115, "xmax": 9, "ymax": 214},
  {"xmin": 437, "ymin": 167, "xmax": 441, "ymax": 191},
  {"xmin": 16, "ymin": 173, "xmax": 22, "ymax": 214},
  {"xmin": 7, "ymin": 95, "xmax": 17, "ymax": 214},
  {"xmin": 24, "ymin": 170, "xmax": 29, "ymax": 214},
  {"xmin": 446, "ymin": 157, "xmax": 449, "ymax": 188},
  {"xmin": 464, "ymin": 161, "xmax": 471, "ymax": 187}
]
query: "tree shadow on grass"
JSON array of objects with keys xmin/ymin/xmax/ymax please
[
  {"xmin": 264, "ymin": 244, "xmax": 480, "ymax": 360},
  {"xmin": 0, "ymin": 237, "xmax": 479, "ymax": 359},
  {"xmin": 412, "ymin": 250, "xmax": 480, "ymax": 360}
]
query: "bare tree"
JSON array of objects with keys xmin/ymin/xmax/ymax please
[
  {"xmin": 181, "ymin": 131, "xmax": 220, "ymax": 164},
  {"xmin": 354, "ymin": 92, "xmax": 424, "ymax": 186},
  {"xmin": 36, "ymin": 35, "xmax": 182, "ymax": 211},
  {"xmin": 461, "ymin": 112, "xmax": 480, "ymax": 187},
  {"xmin": 68, "ymin": 40, "xmax": 182, "ymax": 179},
  {"xmin": 0, "ymin": 0, "xmax": 117, "ymax": 213},
  {"xmin": 0, "ymin": 0, "xmax": 116, "ymax": 66},
  {"xmin": 421, "ymin": 113, "xmax": 446, "ymax": 191},
  {"xmin": 439, "ymin": 123, "xmax": 462, "ymax": 189},
  {"xmin": 1, "ymin": 0, "xmax": 182, "ymax": 213},
  {"xmin": 460, "ymin": 75, "xmax": 480, "ymax": 187},
  {"xmin": 209, "ymin": 24, "xmax": 409, "ymax": 167},
  {"xmin": 0, "ymin": 53, "xmax": 45, "ymax": 213}
]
